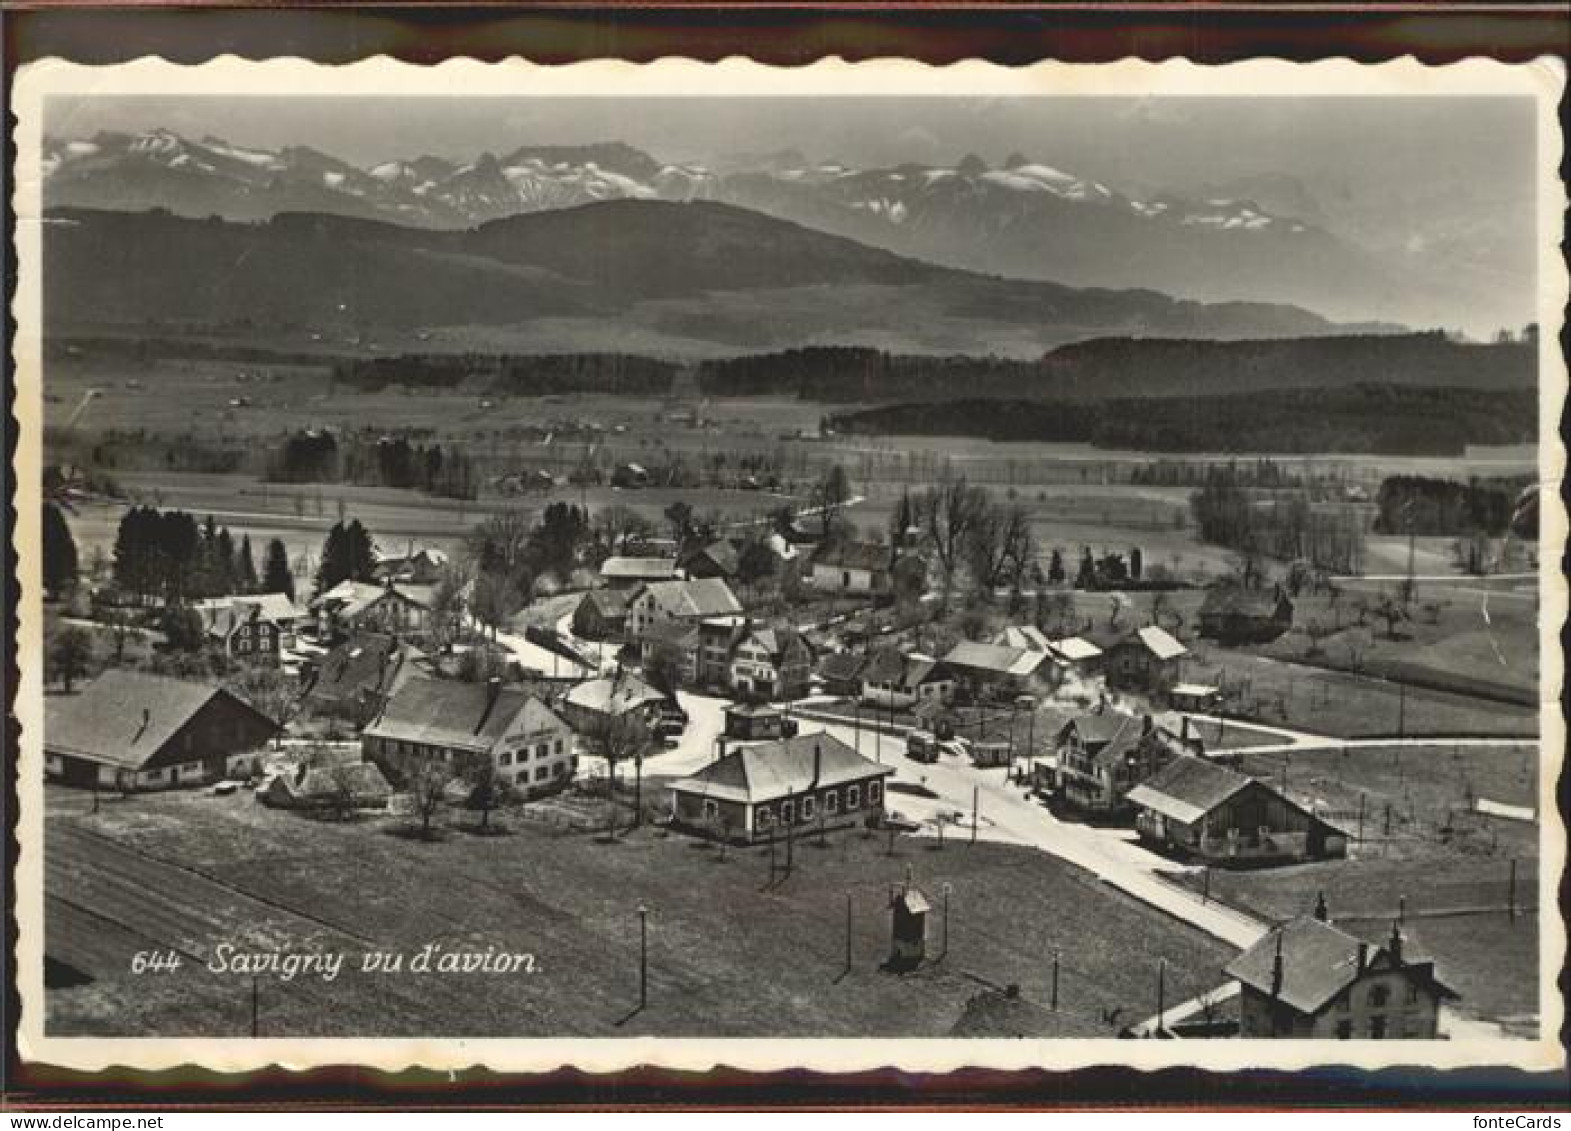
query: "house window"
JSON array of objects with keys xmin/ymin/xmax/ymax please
[
  {"xmin": 703, "ymin": 799, "xmax": 719, "ymax": 821},
  {"xmin": 1336, "ymin": 1020, "xmax": 1353, "ymax": 1040},
  {"xmin": 802, "ymin": 796, "xmax": 816, "ymax": 821},
  {"xmin": 847, "ymin": 785, "xmax": 861, "ymax": 809},
  {"xmin": 781, "ymin": 800, "xmax": 795, "ymax": 825},
  {"xmin": 1405, "ymin": 983, "xmax": 1421, "ymax": 1005},
  {"xmin": 825, "ymin": 791, "xmax": 840, "ymax": 814},
  {"xmin": 868, "ymin": 780, "xmax": 882, "ymax": 805},
  {"xmin": 756, "ymin": 806, "xmax": 773, "ymax": 828},
  {"xmin": 555, "ymin": 739, "xmax": 564, "ymax": 756},
  {"xmin": 535, "ymin": 766, "xmax": 549, "ymax": 782},
  {"xmin": 500, "ymin": 750, "xmax": 513, "ymax": 766},
  {"xmin": 536, "ymin": 743, "xmax": 549, "ymax": 760},
  {"xmin": 554, "ymin": 762, "xmax": 567, "ymax": 778},
  {"xmin": 1369, "ymin": 1016, "xmax": 1387, "ymax": 1039},
  {"xmin": 1368, "ymin": 985, "xmax": 1390, "ymax": 1009}
]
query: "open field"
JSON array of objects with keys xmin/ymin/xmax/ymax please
[{"xmin": 45, "ymin": 784, "xmax": 1235, "ymax": 1038}]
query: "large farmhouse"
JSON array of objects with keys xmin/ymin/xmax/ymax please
[
  {"xmin": 668, "ymin": 732, "xmax": 892, "ymax": 841},
  {"xmin": 624, "ymin": 577, "xmax": 742, "ymax": 639},
  {"xmin": 1127, "ymin": 754, "xmax": 1348, "ymax": 865},
  {"xmin": 298, "ymin": 631, "xmax": 424, "ymax": 728},
  {"xmin": 942, "ymin": 641, "xmax": 1050, "ymax": 700},
  {"xmin": 311, "ymin": 578, "xmax": 433, "ymax": 641},
  {"xmin": 45, "ymin": 670, "xmax": 279, "ymax": 790},
  {"xmin": 192, "ymin": 592, "xmax": 304, "ymax": 662},
  {"xmin": 1104, "ymin": 626, "xmax": 1188, "ymax": 695},
  {"xmin": 362, "ymin": 675, "xmax": 576, "ymax": 798}
]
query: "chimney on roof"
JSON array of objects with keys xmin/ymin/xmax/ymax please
[
  {"xmin": 1141, "ymin": 714, "xmax": 1154, "ymax": 735},
  {"xmin": 1270, "ymin": 930, "xmax": 1285, "ymax": 999},
  {"xmin": 134, "ymin": 707, "xmax": 150, "ymax": 741},
  {"xmin": 1313, "ymin": 891, "xmax": 1329, "ymax": 922},
  {"xmin": 1356, "ymin": 941, "xmax": 1369, "ymax": 974},
  {"xmin": 1388, "ymin": 920, "xmax": 1405, "ymax": 965},
  {"xmin": 811, "ymin": 741, "xmax": 822, "ymax": 790}
]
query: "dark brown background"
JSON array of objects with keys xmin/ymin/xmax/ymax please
[{"xmin": 4, "ymin": 0, "xmax": 1568, "ymax": 1111}]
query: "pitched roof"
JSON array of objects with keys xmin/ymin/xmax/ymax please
[
  {"xmin": 687, "ymin": 539, "xmax": 739, "ymax": 575},
  {"xmin": 312, "ymin": 579, "xmax": 432, "ymax": 618},
  {"xmin": 640, "ymin": 619, "xmax": 701, "ymax": 651},
  {"xmin": 741, "ymin": 624, "xmax": 806, "ymax": 660},
  {"xmin": 1128, "ymin": 625, "xmax": 1188, "ymax": 661},
  {"xmin": 1225, "ymin": 917, "xmax": 1457, "ymax": 1016},
  {"xmin": 943, "ymin": 641, "xmax": 1045, "ymax": 678},
  {"xmin": 999, "ymin": 625, "xmax": 1052, "ymax": 652},
  {"xmin": 578, "ymin": 588, "xmax": 631, "ymax": 616},
  {"xmin": 44, "ymin": 670, "xmax": 277, "ymax": 770},
  {"xmin": 363, "ymin": 676, "xmax": 565, "ymax": 754},
  {"xmin": 1062, "ymin": 710, "xmax": 1155, "ymax": 768},
  {"xmin": 813, "ymin": 541, "xmax": 893, "ymax": 572},
  {"xmin": 601, "ymin": 556, "xmax": 681, "ymax": 581},
  {"xmin": 670, "ymin": 731, "xmax": 892, "ymax": 805},
  {"xmin": 1050, "ymin": 636, "xmax": 1103, "ymax": 663},
  {"xmin": 194, "ymin": 592, "xmax": 304, "ymax": 626},
  {"xmin": 860, "ymin": 647, "xmax": 908, "ymax": 685},
  {"xmin": 635, "ymin": 578, "xmax": 742, "ymax": 620},
  {"xmin": 816, "ymin": 651, "xmax": 867, "ymax": 683},
  {"xmin": 305, "ymin": 631, "xmax": 422, "ymax": 706},
  {"xmin": 1125, "ymin": 754, "xmax": 1252, "ymax": 825},
  {"xmin": 563, "ymin": 673, "xmax": 665, "ymax": 717}
]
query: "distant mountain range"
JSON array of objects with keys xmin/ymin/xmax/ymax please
[
  {"xmin": 44, "ymin": 202, "xmax": 1388, "ymax": 359},
  {"xmin": 41, "ymin": 129, "xmax": 1517, "ymax": 331}
]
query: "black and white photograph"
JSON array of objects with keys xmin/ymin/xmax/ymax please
[{"xmin": 10, "ymin": 56, "xmax": 1564, "ymax": 1073}]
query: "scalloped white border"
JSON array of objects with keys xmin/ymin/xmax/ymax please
[{"xmin": 10, "ymin": 54, "xmax": 1568, "ymax": 1079}]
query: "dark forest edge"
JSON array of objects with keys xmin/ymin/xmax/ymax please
[{"xmin": 825, "ymin": 385, "xmax": 1536, "ymax": 457}]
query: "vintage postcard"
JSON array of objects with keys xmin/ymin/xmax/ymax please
[{"xmin": 9, "ymin": 55, "xmax": 1566, "ymax": 1078}]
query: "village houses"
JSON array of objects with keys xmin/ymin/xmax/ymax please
[
  {"xmin": 941, "ymin": 640, "xmax": 1052, "ymax": 701},
  {"xmin": 298, "ymin": 630, "xmax": 425, "ymax": 729},
  {"xmin": 858, "ymin": 648, "xmax": 957, "ymax": 711},
  {"xmin": 810, "ymin": 540, "xmax": 894, "ymax": 596},
  {"xmin": 668, "ymin": 732, "xmax": 893, "ymax": 842},
  {"xmin": 310, "ymin": 578, "xmax": 434, "ymax": 642},
  {"xmin": 1225, "ymin": 911, "xmax": 1457, "ymax": 1039},
  {"xmin": 191, "ymin": 591, "xmax": 304, "ymax": 663},
  {"xmin": 624, "ymin": 577, "xmax": 742, "ymax": 639},
  {"xmin": 1052, "ymin": 709, "xmax": 1195, "ymax": 818},
  {"xmin": 1126, "ymin": 754, "xmax": 1349, "ymax": 865},
  {"xmin": 599, "ymin": 555, "xmax": 681, "ymax": 589},
  {"xmin": 362, "ymin": 675, "xmax": 577, "ymax": 799},
  {"xmin": 1103, "ymin": 625, "xmax": 1189, "ymax": 696},
  {"xmin": 45, "ymin": 670, "xmax": 279, "ymax": 791},
  {"xmin": 1198, "ymin": 583, "xmax": 1296, "ymax": 645}
]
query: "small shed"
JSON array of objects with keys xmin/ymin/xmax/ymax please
[
  {"xmin": 1169, "ymin": 682, "xmax": 1222, "ymax": 713},
  {"xmin": 889, "ymin": 883, "xmax": 931, "ymax": 969},
  {"xmin": 970, "ymin": 740, "xmax": 1012, "ymax": 768},
  {"xmin": 723, "ymin": 703, "xmax": 797, "ymax": 742}
]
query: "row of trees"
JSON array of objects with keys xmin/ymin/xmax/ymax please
[
  {"xmin": 111, "ymin": 506, "xmax": 293, "ymax": 604},
  {"xmin": 898, "ymin": 471, "xmax": 1036, "ymax": 611},
  {"xmin": 1190, "ymin": 466, "xmax": 1365, "ymax": 574},
  {"xmin": 266, "ymin": 430, "xmax": 479, "ymax": 500},
  {"xmin": 1373, "ymin": 475, "xmax": 1529, "ymax": 538}
]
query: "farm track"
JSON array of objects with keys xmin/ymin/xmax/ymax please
[{"xmin": 47, "ymin": 823, "xmax": 373, "ymax": 973}]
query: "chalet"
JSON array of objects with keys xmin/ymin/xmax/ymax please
[
  {"xmin": 45, "ymin": 671, "xmax": 279, "ymax": 791},
  {"xmin": 599, "ymin": 556, "xmax": 681, "ymax": 589},
  {"xmin": 559, "ymin": 671, "xmax": 667, "ymax": 735},
  {"xmin": 638, "ymin": 620, "xmax": 701, "ymax": 686},
  {"xmin": 299, "ymin": 631, "xmax": 423, "ymax": 728},
  {"xmin": 1052, "ymin": 709, "xmax": 1189, "ymax": 817},
  {"xmin": 624, "ymin": 578, "xmax": 742, "ymax": 639},
  {"xmin": 610, "ymin": 462, "xmax": 651, "ymax": 489},
  {"xmin": 815, "ymin": 651, "xmax": 867, "ymax": 697},
  {"xmin": 941, "ymin": 641, "xmax": 1049, "ymax": 700},
  {"xmin": 859, "ymin": 649, "xmax": 957, "ymax": 711},
  {"xmin": 668, "ymin": 732, "xmax": 893, "ymax": 841},
  {"xmin": 372, "ymin": 546, "xmax": 449, "ymax": 586},
  {"xmin": 1199, "ymin": 584, "xmax": 1295, "ymax": 645},
  {"xmin": 683, "ymin": 539, "xmax": 740, "ymax": 581},
  {"xmin": 1127, "ymin": 754, "xmax": 1348, "ymax": 865},
  {"xmin": 1226, "ymin": 914, "xmax": 1457, "ymax": 1039},
  {"xmin": 262, "ymin": 760, "xmax": 392, "ymax": 811},
  {"xmin": 311, "ymin": 579, "xmax": 433, "ymax": 641},
  {"xmin": 810, "ymin": 541, "xmax": 894, "ymax": 596},
  {"xmin": 362, "ymin": 676, "xmax": 576, "ymax": 799},
  {"xmin": 728, "ymin": 624, "xmax": 813, "ymax": 700},
  {"xmin": 571, "ymin": 588, "xmax": 631, "ymax": 641},
  {"xmin": 1104, "ymin": 626, "xmax": 1188, "ymax": 695},
  {"xmin": 192, "ymin": 592, "xmax": 304, "ymax": 662}
]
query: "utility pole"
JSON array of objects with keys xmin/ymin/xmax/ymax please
[
  {"xmin": 970, "ymin": 785, "xmax": 980, "ymax": 846},
  {"xmin": 940, "ymin": 882, "xmax": 952, "ymax": 962},
  {"xmin": 844, "ymin": 891, "xmax": 853, "ymax": 976},
  {"xmin": 637, "ymin": 903, "xmax": 649, "ymax": 1011}
]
